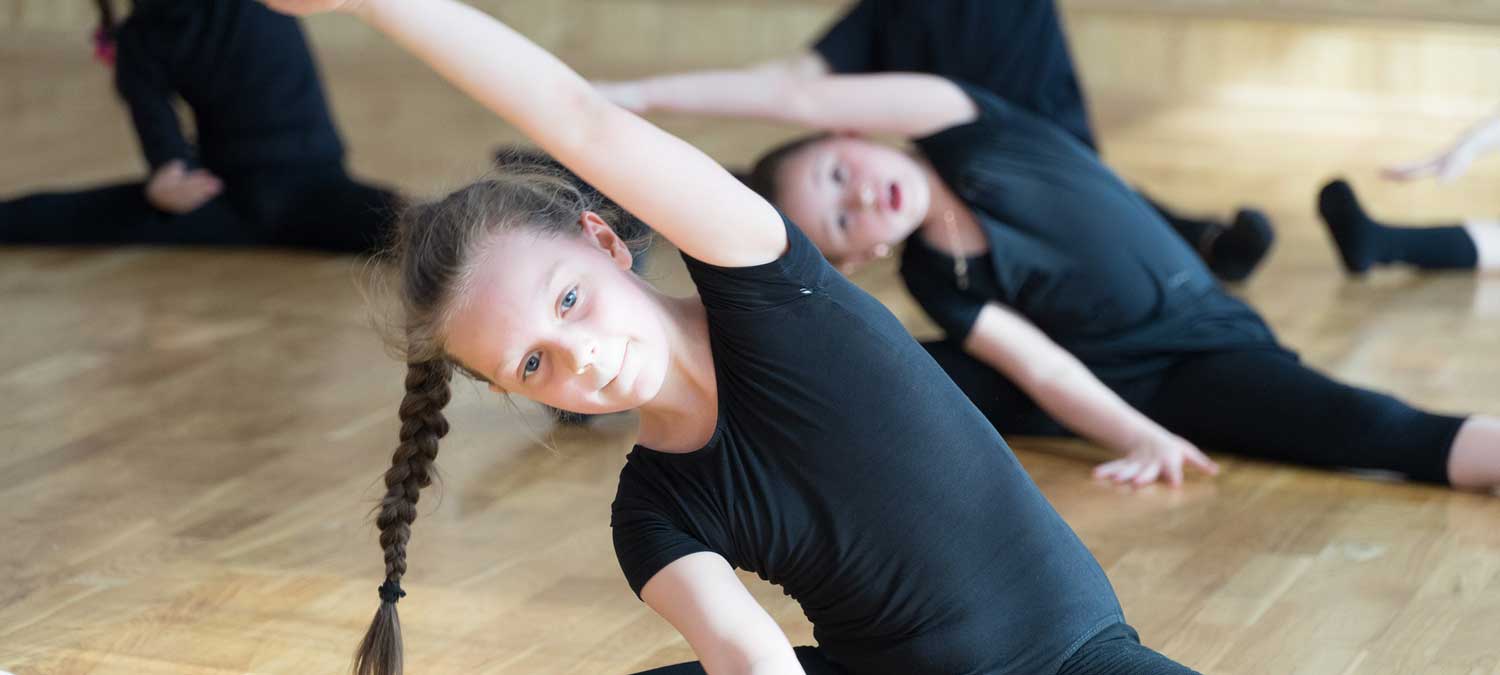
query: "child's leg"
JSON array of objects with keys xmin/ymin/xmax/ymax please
[
  {"xmin": 0, "ymin": 181, "xmax": 252, "ymax": 245},
  {"xmin": 268, "ymin": 169, "xmax": 401, "ymax": 254},
  {"xmin": 1057, "ymin": 624, "xmax": 1201, "ymax": 675},
  {"xmin": 1142, "ymin": 349, "xmax": 1468, "ymax": 486},
  {"xmin": 1317, "ymin": 180, "xmax": 1480, "ymax": 274},
  {"xmin": 1137, "ymin": 191, "xmax": 1275, "ymax": 283}
]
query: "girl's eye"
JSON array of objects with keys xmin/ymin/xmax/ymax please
[
  {"xmin": 523, "ymin": 353, "xmax": 542, "ymax": 378},
  {"xmin": 832, "ymin": 165, "xmax": 846, "ymax": 184},
  {"xmin": 560, "ymin": 287, "xmax": 578, "ymax": 312},
  {"xmin": 836, "ymin": 212, "xmax": 850, "ymax": 230}
]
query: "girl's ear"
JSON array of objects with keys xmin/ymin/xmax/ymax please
[{"xmin": 579, "ymin": 210, "xmax": 634, "ymax": 271}]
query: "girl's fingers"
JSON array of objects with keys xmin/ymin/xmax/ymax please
[
  {"xmin": 1132, "ymin": 462, "xmax": 1162, "ymax": 487},
  {"xmin": 185, "ymin": 181, "xmax": 221, "ymax": 199},
  {"xmin": 1382, "ymin": 158, "xmax": 1437, "ymax": 181},
  {"xmin": 1163, "ymin": 457, "xmax": 1183, "ymax": 487},
  {"xmin": 1186, "ymin": 447, "xmax": 1220, "ymax": 476},
  {"xmin": 1093, "ymin": 460, "xmax": 1130, "ymax": 482},
  {"xmin": 1111, "ymin": 461, "xmax": 1144, "ymax": 485}
]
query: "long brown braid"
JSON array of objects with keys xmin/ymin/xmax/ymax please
[
  {"xmin": 351, "ymin": 147, "xmax": 651, "ymax": 675},
  {"xmin": 351, "ymin": 358, "xmax": 451, "ymax": 675}
]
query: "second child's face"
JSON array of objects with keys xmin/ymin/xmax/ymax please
[
  {"xmin": 443, "ymin": 216, "xmax": 671, "ymax": 416},
  {"xmin": 775, "ymin": 137, "xmax": 931, "ymax": 271}
]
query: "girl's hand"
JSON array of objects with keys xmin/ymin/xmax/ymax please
[
  {"xmin": 1383, "ymin": 145, "xmax": 1477, "ymax": 183},
  {"xmin": 259, "ymin": 0, "xmax": 365, "ymax": 17},
  {"xmin": 1385, "ymin": 114, "xmax": 1500, "ymax": 183},
  {"xmin": 1094, "ymin": 429, "xmax": 1219, "ymax": 488},
  {"xmin": 145, "ymin": 160, "xmax": 223, "ymax": 214}
]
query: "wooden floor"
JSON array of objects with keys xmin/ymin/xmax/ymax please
[{"xmin": 4, "ymin": 5, "xmax": 1500, "ymax": 675}]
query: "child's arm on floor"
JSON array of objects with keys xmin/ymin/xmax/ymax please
[
  {"xmin": 113, "ymin": 23, "xmax": 196, "ymax": 172},
  {"xmin": 112, "ymin": 21, "xmax": 223, "ymax": 213},
  {"xmin": 1385, "ymin": 110, "xmax": 1500, "ymax": 183},
  {"xmin": 964, "ymin": 303, "xmax": 1219, "ymax": 488},
  {"xmin": 263, "ymin": 0, "xmax": 786, "ymax": 268}
]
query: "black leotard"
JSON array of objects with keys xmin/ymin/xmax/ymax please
[{"xmin": 612, "ymin": 216, "xmax": 1124, "ymax": 674}]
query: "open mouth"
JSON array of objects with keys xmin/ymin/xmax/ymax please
[{"xmin": 889, "ymin": 182, "xmax": 902, "ymax": 212}]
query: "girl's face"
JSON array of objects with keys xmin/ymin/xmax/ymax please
[
  {"xmin": 443, "ymin": 214, "xmax": 671, "ymax": 416},
  {"xmin": 775, "ymin": 136, "xmax": 931, "ymax": 270}
]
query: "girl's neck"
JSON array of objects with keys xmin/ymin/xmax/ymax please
[
  {"xmin": 634, "ymin": 291, "xmax": 718, "ymax": 453},
  {"xmin": 916, "ymin": 162, "xmax": 986, "ymax": 255}
]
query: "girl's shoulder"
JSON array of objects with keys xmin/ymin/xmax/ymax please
[{"xmin": 678, "ymin": 212, "xmax": 834, "ymax": 314}]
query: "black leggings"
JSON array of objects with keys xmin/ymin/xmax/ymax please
[
  {"xmin": 0, "ymin": 163, "xmax": 396, "ymax": 253},
  {"xmin": 924, "ymin": 342, "xmax": 1466, "ymax": 484},
  {"xmin": 631, "ymin": 623, "xmax": 1196, "ymax": 675}
]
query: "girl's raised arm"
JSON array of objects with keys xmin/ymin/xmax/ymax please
[
  {"xmin": 264, "ymin": 0, "xmax": 785, "ymax": 267},
  {"xmin": 594, "ymin": 52, "xmax": 828, "ymax": 117},
  {"xmin": 601, "ymin": 68, "xmax": 977, "ymax": 140}
]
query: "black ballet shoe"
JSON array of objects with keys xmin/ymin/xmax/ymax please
[
  {"xmin": 1205, "ymin": 208, "xmax": 1275, "ymax": 282},
  {"xmin": 1316, "ymin": 179, "xmax": 1378, "ymax": 275}
]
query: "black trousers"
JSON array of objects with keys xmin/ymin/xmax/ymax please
[
  {"xmin": 0, "ymin": 162, "xmax": 396, "ymax": 254},
  {"xmin": 924, "ymin": 342, "xmax": 1466, "ymax": 484},
  {"xmin": 631, "ymin": 623, "xmax": 1197, "ymax": 675}
]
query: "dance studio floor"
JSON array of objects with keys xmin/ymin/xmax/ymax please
[{"xmin": 3, "ymin": 4, "xmax": 1500, "ymax": 673}]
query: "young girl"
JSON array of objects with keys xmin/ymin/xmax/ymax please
[
  {"xmin": 596, "ymin": 0, "xmax": 1276, "ymax": 282},
  {"xmin": 1317, "ymin": 110, "xmax": 1500, "ymax": 274},
  {"xmin": 0, "ymin": 0, "xmax": 396, "ymax": 253},
  {"xmin": 265, "ymin": 0, "xmax": 1201, "ymax": 673},
  {"xmin": 596, "ymin": 69, "xmax": 1500, "ymax": 492}
]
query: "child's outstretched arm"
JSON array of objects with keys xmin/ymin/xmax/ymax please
[
  {"xmin": 594, "ymin": 52, "xmax": 828, "ymax": 117},
  {"xmin": 964, "ymin": 302, "xmax": 1220, "ymax": 488},
  {"xmin": 600, "ymin": 67, "xmax": 977, "ymax": 140},
  {"xmin": 264, "ymin": 0, "xmax": 784, "ymax": 267},
  {"xmin": 113, "ymin": 24, "xmax": 195, "ymax": 172},
  {"xmin": 1385, "ymin": 109, "xmax": 1500, "ymax": 183},
  {"xmin": 113, "ymin": 26, "xmax": 224, "ymax": 214}
]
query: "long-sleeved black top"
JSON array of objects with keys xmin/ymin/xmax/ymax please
[{"xmin": 113, "ymin": 0, "xmax": 344, "ymax": 172}]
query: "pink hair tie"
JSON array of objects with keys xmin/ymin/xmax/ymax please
[{"xmin": 92, "ymin": 27, "xmax": 117, "ymax": 66}]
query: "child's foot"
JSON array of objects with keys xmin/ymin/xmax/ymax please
[
  {"xmin": 1317, "ymin": 179, "xmax": 1381, "ymax": 275},
  {"xmin": 1206, "ymin": 208, "xmax": 1275, "ymax": 282}
]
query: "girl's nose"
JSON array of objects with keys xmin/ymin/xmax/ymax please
[{"xmin": 559, "ymin": 333, "xmax": 596, "ymax": 376}]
